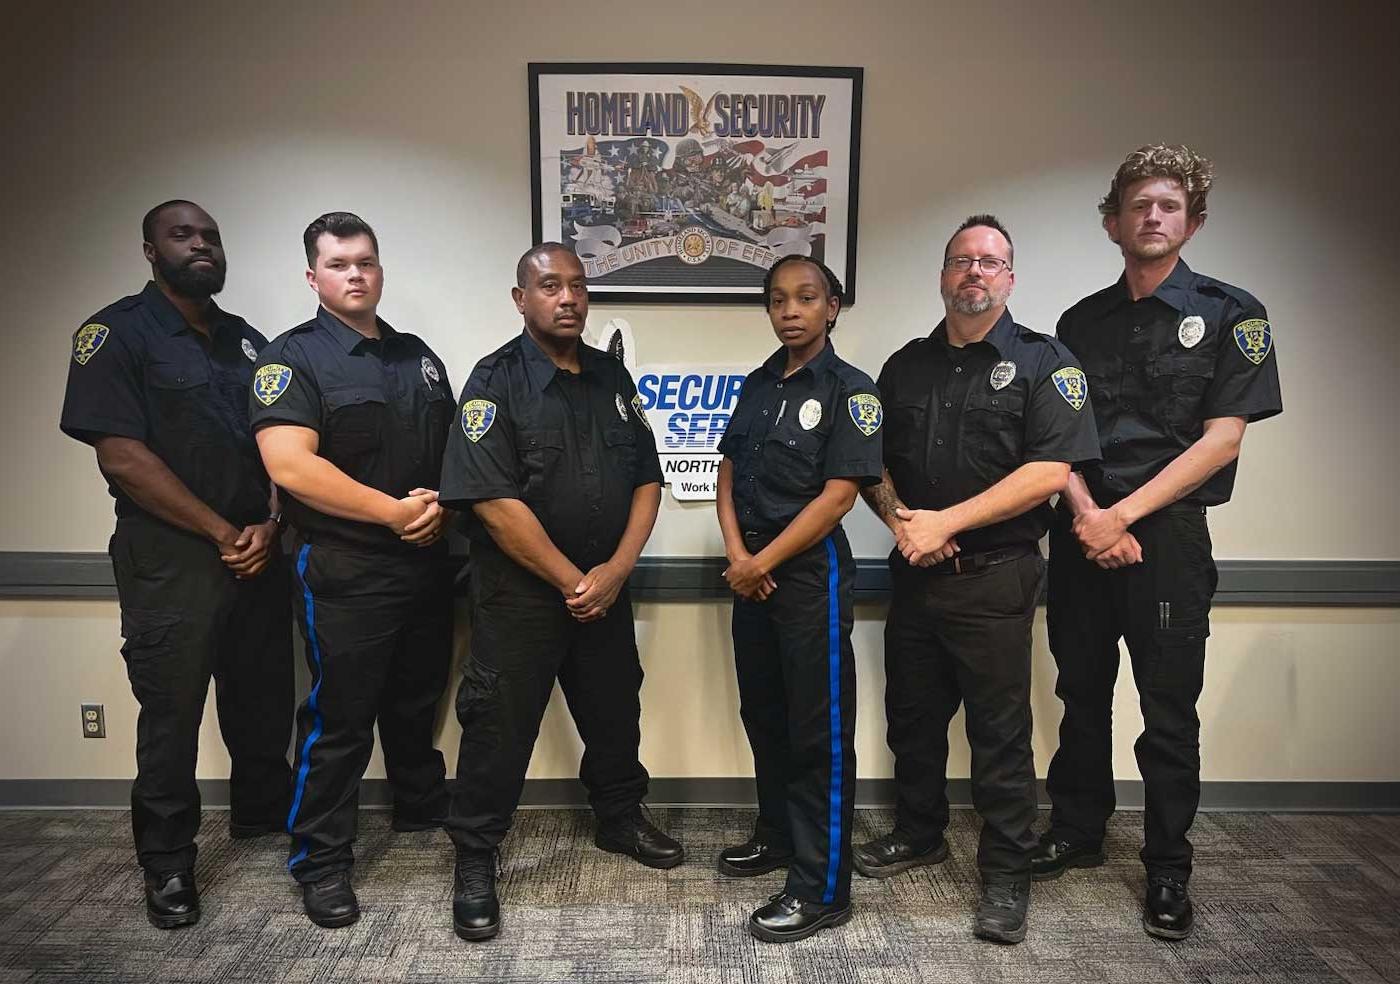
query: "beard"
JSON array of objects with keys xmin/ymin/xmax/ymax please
[
  {"xmin": 942, "ymin": 280, "xmax": 1010, "ymax": 316},
  {"xmin": 155, "ymin": 252, "xmax": 226, "ymax": 298}
]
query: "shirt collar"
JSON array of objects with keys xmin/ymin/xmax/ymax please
[
  {"xmin": 317, "ymin": 306, "xmax": 395, "ymax": 353},
  {"xmin": 142, "ymin": 281, "xmax": 230, "ymax": 338},
  {"xmin": 760, "ymin": 338, "xmax": 837, "ymax": 380},
  {"xmin": 928, "ymin": 309, "xmax": 1016, "ymax": 357},
  {"xmin": 1108, "ymin": 257, "xmax": 1195, "ymax": 312},
  {"xmin": 520, "ymin": 328, "xmax": 607, "ymax": 390}
]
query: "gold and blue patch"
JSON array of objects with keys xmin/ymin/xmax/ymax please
[
  {"xmin": 1051, "ymin": 366, "xmax": 1088, "ymax": 411},
  {"xmin": 253, "ymin": 364, "xmax": 293, "ymax": 406},
  {"xmin": 461, "ymin": 399, "xmax": 497, "ymax": 443},
  {"xmin": 848, "ymin": 393, "xmax": 882, "ymax": 436},
  {"xmin": 72, "ymin": 323, "xmax": 109, "ymax": 365},
  {"xmin": 1232, "ymin": 319, "xmax": 1273, "ymax": 365}
]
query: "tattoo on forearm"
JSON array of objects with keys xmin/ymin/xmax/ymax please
[
  {"xmin": 860, "ymin": 477, "xmax": 906, "ymax": 521},
  {"xmin": 1173, "ymin": 464, "xmax": 1224, "ymax": 502}
]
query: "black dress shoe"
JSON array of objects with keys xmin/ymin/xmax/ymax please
[
  {"xmin": 453, "ymin": 848, "xmax": 501, "ymax": 942},
  {"xmin": 718, "ymin": 836, "xmax": 794, "ymax": 877},
  {"xmin": 852, "ymin": 832, "xmax": 949, "ymax": 878},
  {"xmin": 1143, "ymin": 875, "xmax": 1193, "ymax": 940},
  {"xmin": 228, "ymin": 820, "xmax": 285, "ymax": 840},
  {"xmin": 302, "ymin": 871, "xmax": 359, "ymax": 929},
  {"xmin": 1030, "ymin": 833, "xmax": 1104, "ymax": 881},
  {"xmin": 144, "ymin": 870, "xmax": 200, "ymax": 929},
  {"xmin": 748, "ymin": 892, "xmax": 852, "ymax": 943},
  {"xmin": 594, "ymin": 806, "xmax": 685, "ymax": 869},
  {"xmin": 973, "ymin": 881, "xmax": 1029, "ymax": 944}
]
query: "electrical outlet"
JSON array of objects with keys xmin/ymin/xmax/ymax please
[{"xmin": 81, "ymin": 703, "xmax": 105, "ymax": 739}]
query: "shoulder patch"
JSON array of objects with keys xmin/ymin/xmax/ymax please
[
  {"xmin": 1051, "ymin": 366, "xmax": 1088, "ymax": 411},
  {"xmin": 73, "ymin": 324, "xmax": 109, "ymax": 365},
  {"xmin": 847, "ymin": 393, "xmax": 883, "ymax": 436},
  {"xmin": 1232, "ymin": 319, "xmax": 1273, "ymax": 365},
  {"xmin": 253, "ymin": 364, "xmax": 293, "ymax": 406},
  {"xmin": 461, "ymin": 399, "xmax": 497, "ymax": 442}
]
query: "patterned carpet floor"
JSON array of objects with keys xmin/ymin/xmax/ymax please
[{"xmin": 0, "ymin": 807, "xmax": 1397, "ymax": 983}]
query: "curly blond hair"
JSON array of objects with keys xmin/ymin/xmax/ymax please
[{"xmin": 1098, "ymin": 144, "xmax": 1214, "ymax": 218}]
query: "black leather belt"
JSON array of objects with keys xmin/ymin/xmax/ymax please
[{"xmin": 925, "ymin": 542, "xmax": 1036, "ymax": 575}]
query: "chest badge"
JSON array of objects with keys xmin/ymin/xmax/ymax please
[
  {"xmin": 1051, "ymin": 367, "xmax": 1088, "ymax": 411},
  {"xmin": 1178, "ymin": 315, "xmax": 1206, "ymax": 349},
  {"xmin": 241, "ymin": 337, "xmax": 258, "ymax": 361},
  {"xmin": 1233, "ymin": 319, "xmax": 1273, "ymax": 365},
  {"xmin": 631, "ymin": 393, "xmax": 651, "ymax": 430},
  {"xmin": 989, "ymin": 360, "xmax": 1017, "ymax": 390},
  {"xmin": 615, "ymin": 393, "xmax": 629, "ymax": 421},
  {"xmin": 461, "ymin": 399, "xmax": 497, "ymax": 442},
  {"xmin": 798, "ymin": 398, "xmax": 822, "ymax": 430},
  {"xmin": 72, "ymin": 323, "xmax": 109, "ymax": 365},
  {"xmin": 847, "ymin": 393, "xmax": 883, "ymax": 436},
  {"xmin": 421, "ymin": 355, "xmax": 440, "ymax": 386},
  {"xmin": 253, "ymin": 364, "xmax": 293, "ymax": 406}
]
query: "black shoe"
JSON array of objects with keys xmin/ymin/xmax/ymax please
[
  {"xmin": 1143, "ymin": 875, "xmax": 1193, "ymax": 940},
  {"xmin": 852, "ymin": 832, "xmax": 949, "ymax": 879},
  {"xmin": 452, "ymin": 848, "xmax": 501, "ymax": 942},
  {"xmin": 973, "ymin": 882, "xmax": 1029, "ymax": 944},
  {"xmin": 144, "ymin": 870, "xmax": 200, "ymax": 929},
  {"xmin": 718, "ymin": 836, "xmax": 794, "ymax": 877},
  {"xmin": 302, "ymin": 871, "xmax": 360, "ymax": 929},
  {"xmin": 1031, "ymin": 832, "xmax": 1104, "ymax": 881},
  {"xmin": 228, "ymin": 820, "xmax": 286, "ymax": 840},
  {"xmin": 748, "ymin": 892, "xmax": 852, "ymax": 943},
  {"xmin": 594, "ymin": 806, "xmax": 685, "ymax": 869}
]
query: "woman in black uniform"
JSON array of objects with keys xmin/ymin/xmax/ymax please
[{"xmin": 715, "ymin": 255, "xmax": 884, "ymax": 943}]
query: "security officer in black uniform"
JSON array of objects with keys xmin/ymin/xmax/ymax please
[
  {"xmin": 1036, "ymin": 146, "xmax": 1283, "ymax": 941},
  {"xmin": 855, "ymin": 216, "xmax": 1100, "ymax": 944},
  {"xmin": 439, "ymin": 243, "xmax": 681, "ymax": 943},
  {"xmin": 250, "ymin": 212, "xmax": 455, "ymax": 929},
  {"xmin": 59, "ymin": 200, "xmax": 293, "ymax": 929},
  {"xmin": 716, "ymin": 254, "xmax": 883, "ymax": 944}
]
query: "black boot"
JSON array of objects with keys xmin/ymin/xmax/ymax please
[
  {"xmin": 144, "ymin": 870, "xmax": 200, "ymax": 929},
  {"xmin": 595, "ymin": 806, "xmax": 685, "ymax": 869},
  {"xmin": 718, "ymin": 835, "xmax": 794, "ymax": 877},
  {"xmin": 1144, "ymin": 875, "xmax": 1193, "ymax": 940},
  {"xmin": 748, "ymin": 892, "xmax": 852, "ymax": 943},
  {"xmin": 852, "ymin": 831, "xmax": 949, "ymax": 879},
  {"xmin": 1030, "ymin": 832, "xmax": 1104, "ymax": 881},
  {"xmin": 973, "ymin": 881, "xmax": 1029, "ymax": 944},
  {"xmin": 302, "ymin": 871, "xmax": 359, "ymax": 929},
  {"xmin": 453, "ymin": 848, "xmax": 501, "ymax": 942}
]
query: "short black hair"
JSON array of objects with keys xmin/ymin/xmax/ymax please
[
  {"xmin": 944, "ymin": 213, "xmax": 1014, "ymax": 268},
  {"xmin": 142, "ymin": 199, "xmax": 202, "ymax": 242},
  {"xmin": 304, "ymin": 212, "xmax": 379, "ymax": 266},
  {"xmin": 761, "ymin": 254, "xmax": 845, "ymax": 329},
  {"xmin": 515, "ymin": 242, "xmax": 579, "ymax": 288}
]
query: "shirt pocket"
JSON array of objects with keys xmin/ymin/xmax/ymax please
[
  {"xmin": 963, "ymin": 388, "xmax": 1025, "ymax": 476},
  {"xmin": 515, "ymin": 427, "xmax": 564, "ymax": 502},
  {"xmin": 1149, "ymin": 351, "xmax": 1216, "ymax": 431},
  {"xmin": 323, "ymin": 384, "xmax": 389, "ymax": 458},
  {"xmin": 760, "ymin": 426, "xmax": 823, "ymax": 497},
  {"xmin": 603, "ymin": 423, "xmax": 638, "ymax": 481},
  {"xmin": 886, "ymin": 400, "xmax": 927, "ymax": 469},
  {"xmin": 146, "ymin": 361, "xmax": 214, "ymax": 445}
]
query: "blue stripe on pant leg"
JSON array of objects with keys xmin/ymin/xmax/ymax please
[
  {"xmin": 823, "ymin": 535, "xmax": 843, "ymax": 904},
  {"xmin": 286, "ymin": 544, "xmax": 325, "ymax": 871}
]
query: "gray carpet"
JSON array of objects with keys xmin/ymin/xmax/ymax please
[{"xmin": 0, "ymin": 807, "xmax": 1397, "ymax": 983}]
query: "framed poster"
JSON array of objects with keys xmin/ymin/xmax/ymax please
[{"xmin": 529, "ymin": 63, "xmax": 863, "ymax": 304}]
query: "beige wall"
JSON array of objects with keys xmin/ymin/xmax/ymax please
[{"xmin": 1, "ymin": 0, "xmax": 1396, "ymax": 787}]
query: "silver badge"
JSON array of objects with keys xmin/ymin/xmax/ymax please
[
  {"xmin": 989, "ymin": 360, "xmax": 1016, "ymax": 390},
  {"xmin": 421, "ymin": 356, "xmax": 440, "ymax": 385},
  {"xmin": 798, "ymin": 398, "xmax": 822, "ymax": 430},
  {"xmin": 1178, "ymin": 315, "xmax": 1205, "ymax": 349},
  {"xmin": 615, "ymin": 393, "xmax": 629, "ymax": 421},
  {"xmin": 241, "ymin": 337, "xmax": 257, "ymax": 361}
]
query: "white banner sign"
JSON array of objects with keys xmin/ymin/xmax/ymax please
[{"xmin": 635, "ymin": 365, "xmax": 749, "ymax": 501}]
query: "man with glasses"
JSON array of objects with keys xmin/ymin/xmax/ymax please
[{"xmin": 856, "ymin": 216, "xmax": 1100, "ymax": 943}]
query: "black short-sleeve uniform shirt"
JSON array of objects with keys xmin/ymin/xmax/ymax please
[
  {"xmin": 1056, "ymin": 260, "xmax": 1282, "ymax": 507},
  {"xmin": 60, "ymin": 281, "xmax": 272, "ymax": 526},
  {"xmin": 718, "ymin": 342, "xmax": 884, "ymax": 533},
  {"xmin": 878, "ymin": 310, "xmax": 1102, "ymax": 557},
  {"xmin": 439, "ymin": 330, "xmax": 662, "ymax": 571},
  {"xmin": 247, "ymin": 307, "xmax": 454, "ymax": 555}
]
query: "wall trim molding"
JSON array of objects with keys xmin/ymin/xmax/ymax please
[
  {"xmin": 1, "ymin": 778, "xmax": 1396, "ymax": 813},
  {"xmin": 2, "ymin": 552, "xmax": 1398, "ymax": 606}
]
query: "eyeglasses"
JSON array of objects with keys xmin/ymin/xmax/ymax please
[{"xmin": 943, "ymin": 255, "xmax": 1011, "ymax": 275}]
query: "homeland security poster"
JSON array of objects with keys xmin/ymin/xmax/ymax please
[{"xmin": 529, "ymin": 63, "xmax": 863, "ymax": 303}]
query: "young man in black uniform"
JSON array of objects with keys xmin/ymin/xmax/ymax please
[
  {"xmin": 716, "ymin": 255, "xmax": 883, "ymax": 944},
  {"xmin": 856, "ymin": 216, "xmax": 1100, "ymax": 944},
  {"xmin": 59, "ymin": 200, "xmax": 293, "ymax": 929},
  {"xmin": 439, "ymin": 243, "xmax": 681, "ymax": 943},
  {"xmin": 1035, "ymin": 146, "xmax": 1283, "ymax": 940},
  {"xmin": 250, "ymin": 212, "xmax": 455, "ymax": 929}
]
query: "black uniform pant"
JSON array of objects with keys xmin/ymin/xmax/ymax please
[
  {"xmin": 109, "ymin": 515, "xmax": 293, "ymax": 876},
  {"xmin": 732, "ymin": 528, "xmax": 857, "ymax": 907},
  {"xmin": 1045, "ymin": 504, "xmax": 1216, "ymax": 881},
  {"xmin": 447, "ymin": 553, "xmax": 650, "ymax": 851},
  {"xmin": 883, "ymin": 551, "xmax": 1043, "ymax": 884},
  {"xmin": 285, "ymin": 539, "xmax": 452, "ymax": 883}
]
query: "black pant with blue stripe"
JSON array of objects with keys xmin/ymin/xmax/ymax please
[
  {"xmin": 284, "ymin": 538, "xmax": 453, "ymax": 883},
  {"xmin": 732, "ymin": 527, "xmax": 857, "ymax": 907}
]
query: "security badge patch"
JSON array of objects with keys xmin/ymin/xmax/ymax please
[
  {"xmin": 253, "ymin": 364, "xmax": 293, "ymax": 406},
  {"xmin": 1051, "ymin": 367, "xmax": 1088, "ymax": 411},
  {"xmin": 461, "ymin": 399, "xmax": 496, "ymax": 443},
  {"xmin": 1233, "ymin": 318, "xmax": 1273, "ymax": 365},
  {"xmin": 848, "ymin": 393, "xmax": 882, "ymax": 436},
  {"xmin": 241, "ymin": 337, "xmax": 258, "ymax": 361},
  {"xmin": 799, "ymin": 398, "xmax": 822, "ymax": 430},
  {"xmin": 990, "ymin": 360, "xmax": 1016, "ymax": 390},
  {"xmin": 1178, "ymin": 315, "xmax": 1205, "ymax": 349},
  {"xmin": 421, "ymin": 356, "xmax": 440, "ymax": 386},
  {"xmin": 615, "ymin": 393, "xmax": 629, "ymax": 421},
  {"xmin": 631, "ymin": 393, "xmax": 651, "ymax": 430},
  {"xmin": 72, "ymin": 323, "xmax": 108, "ymax": 365}
]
